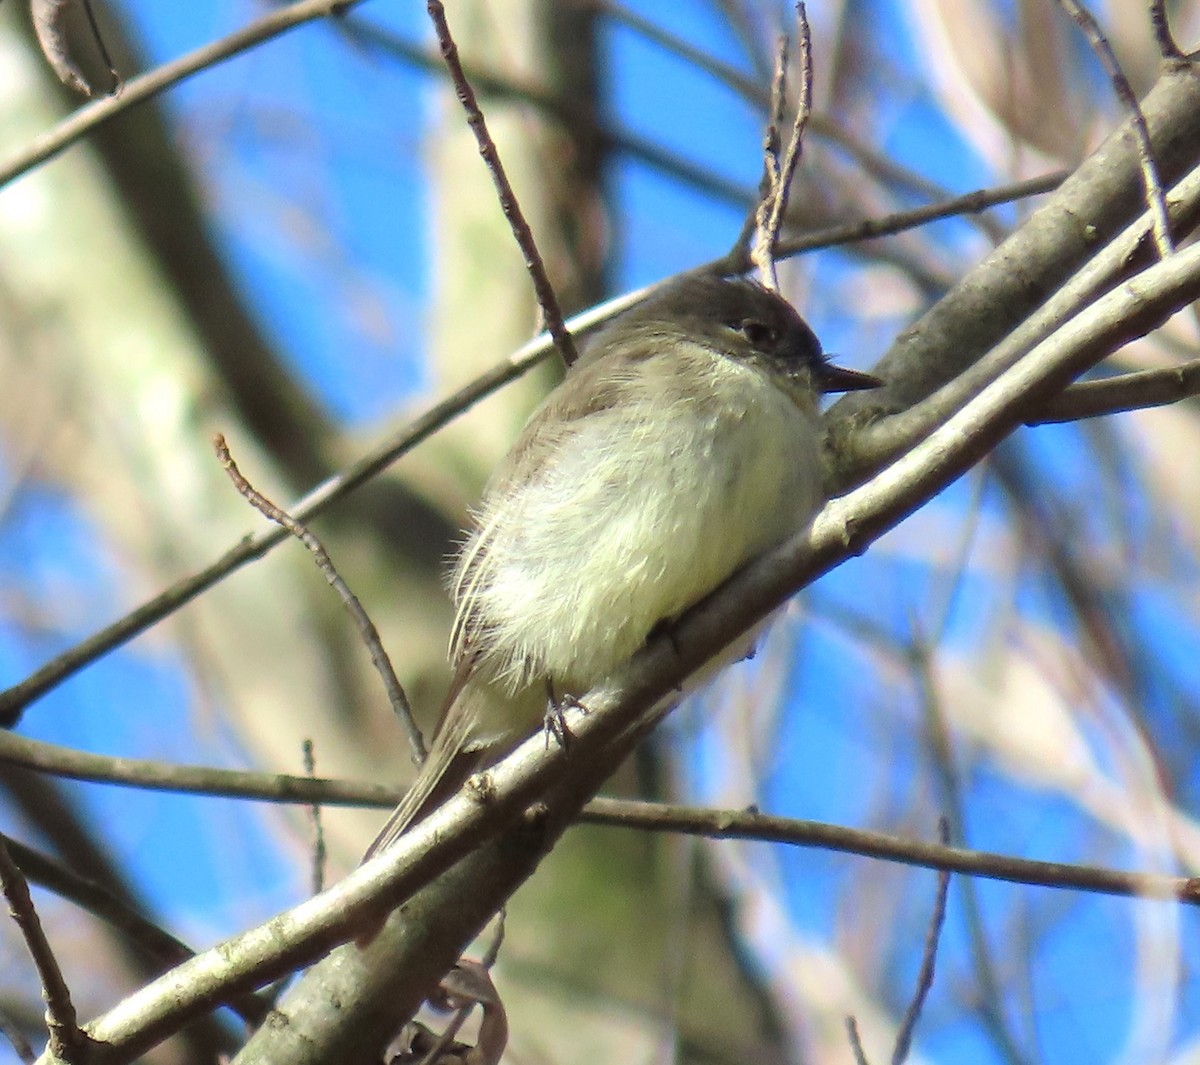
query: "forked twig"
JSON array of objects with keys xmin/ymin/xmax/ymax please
[
  {"xmin": 752, "ymin": 3, "xmax": 813, "ymax": 290},
  {"xmin": 752, "ymin": 31, "xmax": 788, "ymax": 290}
]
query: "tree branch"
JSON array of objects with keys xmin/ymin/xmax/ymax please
[{"xmin": 0, "ymin": 0, "xmax": 362, "ymax": 190}]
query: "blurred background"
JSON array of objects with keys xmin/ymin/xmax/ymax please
[{"xmin": 1, "ymin": 1, "xmax": 1199, "ymax": 1062}]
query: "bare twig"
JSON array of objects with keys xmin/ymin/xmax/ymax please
[
  {"xmin": 76, "ymin": 0, "xmax": 119, "ymax": 93},
  {"xmin": 764, "ymin": 4, "xmax": 813, "ymax": 260},
  {"xmin": 415, "ymin": 997, "xmax": 470, "ymax": 1065},
  {"xmin": 910, "ymin": 638, "xmax": 1032, "ymax": 1065},
  {"xmin": 4, "ymin": 835, "xmax": 270, "ymax": 1027},
  {"xmin": 752, "ymin": 32, "xmax": 788, "ymax": 290},
  {"xmin": 422, "ymin": 961, "xmax": 508, "ymax": 1065},
  {"xmin": 0, "ymin": 724, "xmax": 400, "ymax": 806},
  {"xmin": 0, "ymin": 834, "xmax": 88, "ymax": 1062},
  {"xmin": 1056, "ymin": 0, "xmax": 1174, "ymax": 257},
  {"xmin": 578, "ymin": 798, "xmax": 1200, "ymax": 903},
  {"xmin": 891, "ymin": 819, "xmax": 952, "ymax": 1065},
  {"xmin": 751, "ymin": 6, "xmax": 816, "ymax": 290},
  {"xmin": 771, "ymin": 171, "xmax": 1065, "ymax": 261},
  {"xmin": 1027, "ymin": 358, "xmax": 1200, "ymax": 423},
  {"xmin": 425, "ymin": 0, "xmax": 579, "ymax": 367},
  {"xmin": 1148, "ymin": 0, "xmax": 1184, "ymax": 60},
  {"xmin": 599, "ymin": 0, "xmax": 1006, "ymax": 242},
  {"xmin": 0, "ymin": 0, "xmax": 360, "ymax": 190},
  {"xmin": 479, "ymin": 908, "xmax": 506, "ymax": 969},
  {"xmin": 214, "ymin": 434, "xmax": 424, "ymax": 766},
  {"xmin": 302, "ymin": 740, "xmax": 327, "ymax": 896},
  {"xmin": 5, "ymin": 833, "xmax": 192, "ymax": 969},
  {"xmin": 846, "ymin": 1016, "xmax": 872, "ymax": 1065}
]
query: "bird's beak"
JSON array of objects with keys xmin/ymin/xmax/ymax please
[{"xmin": 813, "ymin": 360, "xmax": 883, "ymax": 394}]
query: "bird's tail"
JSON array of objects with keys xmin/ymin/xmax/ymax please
[
  {"xmin": 362, "ymin": 672, "xmax": 541, "ymax": 861},
  {"xmin": 362, "ymin": 702, "xmax": 486, "ymax": 861}
]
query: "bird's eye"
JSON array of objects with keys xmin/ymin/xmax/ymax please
[{"xmin": 734, "ymin": 319, "xmax": 779, "ymax": 347}]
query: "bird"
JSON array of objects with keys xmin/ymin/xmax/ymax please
[{"xmin": 365, "ymin": 273, "xmax": 880, "ymax": 859}]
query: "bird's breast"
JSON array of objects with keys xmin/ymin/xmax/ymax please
[{"xmin": 454, "ymin": 358, "xmax": 825, "ymax": 698}]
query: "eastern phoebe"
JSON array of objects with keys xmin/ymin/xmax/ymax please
[{"xmin": 366, "ymin": 274, "xmax": 880, "ymax": 857}]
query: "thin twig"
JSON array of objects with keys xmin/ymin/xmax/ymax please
[
  {"xmin": 7, "ymin": 719, "xmax": 1200, "ymax": 904},
  {"xmin": 770, "ymin": 171, "xmax": 1065, "ymax": 262},
  {"xmin": 419, "ymin": 961, "xmax": 507, "ymax": 1065},
  {"xmin": 214, "ymin": 435, "xmax": 424, "ymax": 764},
  {"xmin": 0, "ymin": 724, "xmax": 400, "ymax": 805},
  {"xmin": 1027, "ymin": 358, "xmax": 1200, "ymax": 423},
  {"xmin": 891, "ymin": 819, "xmax": 952, "ymax": 1065},
  {"xmin": 0, "ymin": 0, "xmax": 361, "ymax": 190},
  {"xmin": 846, "ymin": 1016, "xmax": 872, "ymax": 1065},
  {"xmin": 4, "ymin": 834, "xmax": 271, "ymax": 1027},
  {"xmin": 302, "ymin": 740, "xmax": 327, "ymax": 896},
  {"xmin": 1056, "ymin": 0, "xmax": 1175, "ymax": 257},
  {"xmin": 425, "ymin": 0, "xmax": 579, "ymax": 367},
  {"xmin": 579, "ymin": 798, "xmax": 1200, "ymax": 904},
  {"xmin": 752, "ymin": 4, "xmax": 814, "ymax": 290},
  {"xmin": 1148, "ymin": 0, "xmax": 1183, "ymax": 60},
  {"xmin": 0, "ymin": 833, "xmax": 89, "ymax": 1062},
  {"xmin": 909, "ymin": 637, "xmax": 1032, "ymax": 1065},
  {"xmin": 5, "ymin": 833, "xmax": 192, "ymax": 968},
  {"xmin": 752, "ymin": 31, "xmax": 788, "ymax": 290},
  {"xmin": 765, "ymin": 4, "xmax": 813, "ymax": 258},
  {"xmin": 417, "ymin": 1002, "xmax": 471, "ymax": 1065},
  {"xmin": 480, "ymin": 908, "xmax": 506, "ymax": 969}
]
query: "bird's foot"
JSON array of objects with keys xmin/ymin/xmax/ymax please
[
  {"xmin": 647, "ymin": 617, "xmax": 686, "ymax": 692},
  {"xmin": 543, "ymin": 680, "xmax": 588, "ymax": 750}
]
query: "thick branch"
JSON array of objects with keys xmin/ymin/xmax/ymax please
[{"xmin": 824, "ymin": 64, "xmax": 1200, "ymax": 484}]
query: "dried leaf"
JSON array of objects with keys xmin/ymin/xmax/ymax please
[{"xmin": 29, "ymin": 0, "xmax": 120, "ymax": 97}]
